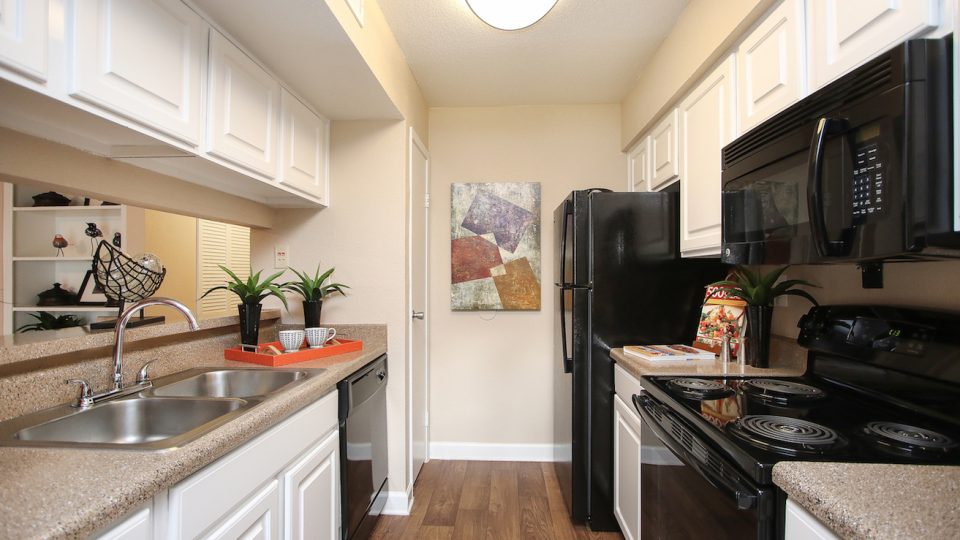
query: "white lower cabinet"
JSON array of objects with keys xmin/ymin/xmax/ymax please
[
  {"xmin": 784, "ymin": 498, "xmax": 839, "ymax": 540},
  {"xmin": 282, "ymin": 430, "xmax": 340, "ymax": 539},
  {"xmin": 613, "ymin": 394, "xmax": 642, "ymax": 540},
  {"xmin": 93, "ymin": 504, "xmax": 153, "ymax": 540},
  {"xmin": 97, "ymin": 390, "xmax": 340, "ymax": 539},
  {"xmin": 205, "ymin": 480, "xmax": 282, "ymax": 540},
  {"xmin": 678, "ymin": 53, "xmax": 737, "ymax": 257}
]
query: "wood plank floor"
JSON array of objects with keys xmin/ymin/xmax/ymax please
[{"xmin": 371, "ymin": 461, "xmax": 624, "ymax": 540}]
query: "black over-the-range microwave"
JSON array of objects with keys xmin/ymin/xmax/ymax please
[{"xmin": 721, "ymin": 36, "xmax": 956, "ymax": 265}]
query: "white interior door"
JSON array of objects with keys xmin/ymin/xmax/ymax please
[{"xmin": 408, "ymin": 128, "xmax": 429, "ymax": 485}]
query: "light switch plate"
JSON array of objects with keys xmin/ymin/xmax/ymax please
[{"xmin": 274, "ymin": 245, "xmax": 289, "ymax": 268}]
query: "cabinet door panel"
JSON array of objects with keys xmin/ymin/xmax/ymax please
[
  {"xmin": 282, "ymin": 429, "xmax": 340, "ymax": 539},
  {"xmin": 0, "ymin": 0, "xmax": 47, "ymax": 80},
  {"xmin": 679, "ymin": 54, "xmax": 737, "ymax": 256},
  {"xmin": 204, "ymin": 480, "xmax": 281, "ymax": 540},
  {"xmin": 614, "ymin": 395, "xmax": 641, "ymax": 540},
  {"xmin": 738, "ymin": 0, "xmax": 805, "ymax": 132},
  {"xmin": 650, "ymin": 110, "xmax": 679, "ymax": 191},
  {"xmin": 808, "ymin": 0, "xmax": 938, "ymax": 90},
  {"xmin": 94, "ymin": 505, "xmax": 152, "ymax": 540},
  {"xmin": 70, "ymin": 0, "xmax": 205, "ymax": 144},
  {"xmin": 628, "ymin": 136, "xmax": 650, "ymax": 192},
  {"xmin": 207, "ymin": 29, "xmax": 279, "ymax": 178},
  {"xmin": 279, "ymin": 89, "xmax": 329, "ymax": 203}
]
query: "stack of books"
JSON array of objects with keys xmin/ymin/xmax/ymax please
[{"xmin": 622, "ymin": 344, "xmax": 716, "ymax": 363}]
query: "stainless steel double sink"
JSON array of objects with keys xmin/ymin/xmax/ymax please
[{"xmin": 0, "ymin": 367, "xmax": 326, "ymax": 451}]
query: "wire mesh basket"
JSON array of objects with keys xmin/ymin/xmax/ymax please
[{"xmin": 92, "ymin": 241, "xmax": 166, "ymax": 309}]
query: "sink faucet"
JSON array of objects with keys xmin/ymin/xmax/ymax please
[{"xmin": 111, "ymin": 297, "xmax": 200, "ymax": 391}]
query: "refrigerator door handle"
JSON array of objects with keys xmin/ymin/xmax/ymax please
[{"xmin": 559, "ymin": 288, "xmax": 572, "ymax": 373}]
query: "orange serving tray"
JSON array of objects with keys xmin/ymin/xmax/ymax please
[{"xmin": 224, "ymin": 339, "xmax": 363, "ymax": 367}]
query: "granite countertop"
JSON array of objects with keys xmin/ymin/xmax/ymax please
[
  {"xmin": 774, "ymin": 462, "xmax": 960, "ymax": 539},
  {"xmin": 611, "ymin": 335, "xmax": 807, "ymax": 378},
  {"xmin": 0, "ymin": 331, "xmax": 386, "ymax": 540}
]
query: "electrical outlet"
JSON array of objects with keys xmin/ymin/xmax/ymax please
[{"xmin": 274, "ymin": 245, "xmax": 289, "ymax": 268}]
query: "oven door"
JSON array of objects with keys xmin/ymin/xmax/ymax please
[{"xmin": 632, "ymin": 393, "xmax": 776, "ymax": 540}]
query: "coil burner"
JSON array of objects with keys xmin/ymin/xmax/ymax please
[
  {"xmin": 741, "ymin": 379, "xmax": 826, "ymax": 405},
  {"xmin": 729, "ymin": 415, "xmax": 846, "ymax": 456},
  {"xmin": 666, "ymin": 378, "xmax": 734, "ymax": 400},
  {"xmin": 862, "ymin": 421, "xmax": 959, "ymax": 460}
]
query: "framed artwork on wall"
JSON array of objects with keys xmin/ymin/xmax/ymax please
[{"xmin": 450, "ymin": 182, "xmax": 541, "ymax": 311}]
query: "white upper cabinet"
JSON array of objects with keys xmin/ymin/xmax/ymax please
[
  {"xmin": 627, "ymin": 135, "xmax": 651, "ymax": 192},
  {"xmin": 70, "ymin": 0, "xmax": 206, "ymax": 145},
  {"xmin": 737, "ymin": 0, "xmax": 806, "ymax": 133},
  {"xmin": 679, "ymin": 54, "xmax": 737, "ymax": 257},
  {"xmin": 0, "ymin": 0, "xmax": 47, "ymax": 81},
  {"xmin": 279, "ymin": 89, "xmax": 329, "ymax": 203},
  {"xmin": 807, "ymin": 0, "xmax": 940, "ymax": 90},
  {"xmin": 206, "ymin": 29, "xmax": 280, "ymax": 179},
  {"xmin": 649, "ymin": 109, "xmax": 680, "ymax": 191}
]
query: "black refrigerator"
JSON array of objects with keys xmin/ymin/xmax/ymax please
[{"xmin": 553, "ymin": 188, "xmax": 726, "ymax": 531}]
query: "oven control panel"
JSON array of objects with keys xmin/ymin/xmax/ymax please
[{"xmin": 852, "ymin": 142, "xmax": 885, "ymax": 219}]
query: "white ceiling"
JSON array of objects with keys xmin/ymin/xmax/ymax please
[{"xmin": 379, "ymin": 0, "xmax": 689, "ymax": 107}]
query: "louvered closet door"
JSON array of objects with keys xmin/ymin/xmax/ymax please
[{"xmin": 197, "ymin": 220, "xmax": 250, "ymax": 320}]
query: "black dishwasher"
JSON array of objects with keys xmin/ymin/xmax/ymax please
[{"xmin": 337, "ymin": 355, "xmax": 388, "ymax": 540}]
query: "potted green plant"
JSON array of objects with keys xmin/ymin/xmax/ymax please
[
  {"xmin": 16, "ymin": 312, "xmax": 84, "ymax": 332},
  {"xmin": 201, "ymin": 266, "xmax": 288, "ymax": 350},
  {"xmin": 709, "ymin": 266, "xmax": 818, "ymax": 368},
  {"xmin": 282, "ymin": 265, "xmax": 349, "ymax": 327}
]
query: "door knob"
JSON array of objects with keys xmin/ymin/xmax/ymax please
[{"xmin": 412, "ymin": 311, "xmax": 425, "ymax": 320}]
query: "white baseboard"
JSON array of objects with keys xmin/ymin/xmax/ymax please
[
  {"xmin": 381, "ymin": 489, "xmax": 414, "ymax": 515},
  {"xmin": 429, "ymin": 442, "xmax": 560, "ymax": 462}
]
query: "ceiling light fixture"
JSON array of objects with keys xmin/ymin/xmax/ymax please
[{"xmin": 466, "ymin": 0, "xmax": 558, "ymax": 31}]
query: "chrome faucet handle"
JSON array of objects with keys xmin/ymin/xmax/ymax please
[
  {"xmin": 136, "ymin": 361, "xmax": 156, "ymax": 384},
  {"xmin": 66, "ymin": 379, "xmax": 93, "ymax": 408}
]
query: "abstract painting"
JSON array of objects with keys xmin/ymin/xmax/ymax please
[{"xmin": 451, "ymin": 182, "xmax": 541, "ymax": 311}]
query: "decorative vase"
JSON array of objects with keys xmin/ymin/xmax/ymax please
[
  {"xmin": 238, "ymin": 303, "xmax": 262, "ymax": 350},
  {"xmin": 303, "ymin": 300, "xmax": 322, "ymax": 328},
  {"xmin": 744, "ymin": 305, "xmax": 773, "ymax": 368}
]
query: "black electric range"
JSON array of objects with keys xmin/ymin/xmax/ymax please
[{"xmin": 631, "ymin": 305, "xmax": 960, "ymax": 539}]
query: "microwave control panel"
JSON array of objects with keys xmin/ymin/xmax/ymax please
[{"xmin": 852, "ymin": 142, "xmax": 884, "ymax": 219}]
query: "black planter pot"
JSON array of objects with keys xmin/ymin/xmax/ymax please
[
  {"xmin": 238, "ymin": 303, "xmax": 262, "ymax": 350},
  {"xmin": 744, "ymin": 305, "xmax": 773, "ymax": 368},
  {"xmin": 303, "ymin": 300, "xmax": 322, "ymax": 328}
]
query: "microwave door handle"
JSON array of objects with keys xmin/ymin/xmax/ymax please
[
  {"xmin": 632, "ymin": 394, "xmax": 759, "ymax": 511},
  {"xmin": 808, "ymin": 117, "xmax": 855, "ymax": 257}
]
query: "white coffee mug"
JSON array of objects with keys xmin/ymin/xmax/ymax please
[
  {"xmin": 306, "ymin": 327, "xmax": 337, "ymax": 348},
  {"xmin": 278, "ymin": 329, "xmax": 305, "ymax": 352}
]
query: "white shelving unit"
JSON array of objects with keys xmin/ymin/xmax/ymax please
[{"xmin": 2, "ymin": 183, "xmax": 138, "ymax": 333}]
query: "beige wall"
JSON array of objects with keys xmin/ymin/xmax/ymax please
[
  {"xmin": 143, "ymin": 210, "xmax": 199, "ymax": 321},
  {"xmin": 772, "ymin": 261, "xmax": 960, "ymax": 338},
  {"xmin": 251, "ymin": 120, "xmax": 410, "ymax": 492},
  {"xmin": 427, "ymin": 105, "xmax": 625, "ymax": 447},
  {"xmin": 324, "ymin": 0, "xmax": 429, "ymax": 140},
  {"xmin": 620, "ymin": 0, "xmax": 773, "ymax": 149}
]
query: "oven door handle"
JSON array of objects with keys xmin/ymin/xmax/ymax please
[{"xmin": 633, "ymin": 394, "xmax": 759, "ymax": 511}]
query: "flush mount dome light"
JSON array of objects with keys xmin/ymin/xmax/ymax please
[{"xmin": 466, "ymin": 0, "xmax": 558, "ymax": 31}]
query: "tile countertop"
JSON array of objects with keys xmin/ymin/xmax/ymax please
[
  {"xmin": 611, "ymin": 335, "xmax": 807, "ymax": 378},
  {"xmin": 0, "ymin": 328, "xmax": 386, "ymax": 540},
  {"xmin": 774, "ymin": 462, "xmax": 960, "ymax": 539}
]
